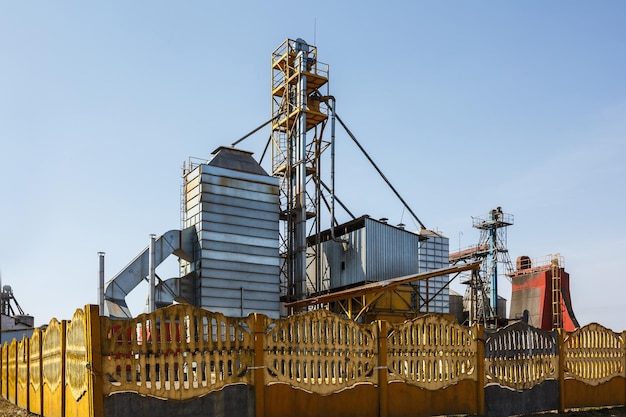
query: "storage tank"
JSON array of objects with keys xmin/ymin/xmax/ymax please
[{"xmin": 182, "ymin": 147, "xmax": 281, "ymax": 318}]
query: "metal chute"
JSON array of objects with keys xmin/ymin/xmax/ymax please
[{"xmin": 104, "ymin": 227, "xmax": 196, "ymax": 319}]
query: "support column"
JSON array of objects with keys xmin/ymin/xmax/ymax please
[{"xmin": 97, "ymin": 253, "xmax": 105, "ymax": 315}]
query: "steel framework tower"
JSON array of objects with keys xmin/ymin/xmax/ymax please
[
  {"xmin": 470, "ymin": 207, "xmax": 514, "ymax": 323},
  {"xmin": 451, "ymin": 207, "xmax": 514, "ymax": 326},
  {"xmin": 270, "ymin": 39, "xmax": 330, "ymax": 303}
]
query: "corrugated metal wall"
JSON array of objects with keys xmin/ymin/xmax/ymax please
[
  {"xmin": 184, "ymin": 150, "xmax": 280, "ymax": 318},
  {"xmin": 364, "ymin": 218, "xmax": 420, "ymax": 282},
  {"xmin": 317, "ymin": 218, "xmax": 419, "ymax": 289},
  {"xmin": 417, "ymin": 230, "xmax": 450, "ymax": 313},
  {"xmin": 314, "ymin": 217, "xmax": 450, "ymax": 313}
]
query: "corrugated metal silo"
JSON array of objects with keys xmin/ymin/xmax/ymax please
[
  {"xmin": 183, "ymin": 147, "xmax": 280, "ymax": 318},
  {"xmin": 416, "ymin": 228, "xmax": 450, "ymax": 313}
]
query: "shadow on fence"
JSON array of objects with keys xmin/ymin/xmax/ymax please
[{"xmin": 1, "ymin": 304, "xmax": 624, "ymax": 417}]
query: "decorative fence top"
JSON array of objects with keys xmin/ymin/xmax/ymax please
[
  {"xmin": 100, "ymin": 304, "xmax": 256, "ymax": 400},
  {"xmin": 484, "ymin": 322, "xmax": 558, "ymax": 390},
  {"xmin": 387, "ymin": 314, "xmax": 478, "ymax": 389},
  {"xmin": 264, "ymin": 309, "xmax": 378, "ymax": 394},
  {"xmin": 3, "ymin": 303, "xmax": 624, "ymax": 409},
  {"xmin": 564, "ymin": 323, "xmax": 625, "ymax": 385}
]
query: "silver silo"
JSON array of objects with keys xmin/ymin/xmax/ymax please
[{"xmin": 182, "ymin": 147, "xmax": 280, "ymax": 318}]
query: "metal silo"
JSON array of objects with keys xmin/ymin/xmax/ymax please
[
  {"xmin": 416, "ymin": 228, "xmax": 450, "ymax": 313},
  {"xmin": 182, "ymin": 147, "xmax": 280, "ymax": 318}
]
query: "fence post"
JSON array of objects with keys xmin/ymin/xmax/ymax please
[
  {"xmin": 558, "ymin": 328, "xmax": 566, "ymax": 413},
  {"xmin": 377, "ymin": 320, "xmax": 388, "ymax": 417},
  {"xmin": 61, "ymin": 320, "xmax": 67, "ymax": 417},
  {"xmin": 11, "ymin": 340, "xmax": 17, "ymax": 405},
  {"xmin": 0, "ymin": 343, "xmax": 3, "ymax": 399},
  {"xmin": 474, "ymin": 324, "xmax": 485, "ymax": 416},
  {"xmin": 253, "ymin": 313, "xmax": 265, "ymax": 417},
  {"xmin": 86, "ymin": 305, "xmax": 104, "ymax": 417},
  {"xmin": 24, "ymin": 337, "xmax": 30, "ymax": 413},
  {"xmin": 35, "ymin": 328, "xmax": 43, "ymax": 416},
  {"xmin": 623, "ymin": 331, "xmax": 626, "ymax": 406}
]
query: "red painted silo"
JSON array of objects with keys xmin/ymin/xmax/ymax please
[{"xmin": 509, "ymin": 255, "xmax": 579, "ymax": 331}]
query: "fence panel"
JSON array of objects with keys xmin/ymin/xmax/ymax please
[
  {"xmin": 42, "ymin": 318, "xmax": 66, "ymax": 417},
  {"xmin": 483, "ymin": 322, "xmax": 559, "ymax": 417},
  {"xmin": 0, "ymin": 342, "xmax": 6, "ymax": 400},
  {"xmin": 16, "ymin": 336, "xmax": 28, "ymax": 410},
  {"xmin": 264, "ymin": 309, "xmax": 378, "ymax": 393},
  {"xmin": 101, "ymin": 304, "xmax": 255, "ymax": 401},
  {"xmin": 7, "ymin": 340, "xmax": 16, "ymax": 404},
  {"xmin": 563, "ymin": 323, "xmax": 625, "ymax": 409},
  {"xmin": 65, "ymin": 308, "xmax": 92, "ymax": 417},
  {"xmin": 386, "ymin": 314, "xmax": 480, "ymax": 417},
  {"xmin": 262, "ymin": 310, "xmax": 379, "ymax": 417},
  {"xmin": 28, "ymin": 329, "xmax": 43, "ymax": 416}
]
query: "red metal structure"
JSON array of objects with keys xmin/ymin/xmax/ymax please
[{"xmin": 509, "ymin": 255, "xmax": 579, "ymax": 331}]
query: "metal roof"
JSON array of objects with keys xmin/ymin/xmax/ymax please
[
  {"xmin": 308, "ymin": 215, "xmax": 428, "ymax": 245},
  {"xmin": 208, "ymin": 146, "xmax": 269, "ymax": 176}
]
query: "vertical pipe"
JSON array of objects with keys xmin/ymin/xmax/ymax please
[
  {"xmin": 329, "ymin": 97, "xmax": 337, "ymax": 240},
  {"xmin": 470, "ymin": 269, "xmax": 478, "ymax": 326},
  {"xmin": 98, "ymin": 252, "xmax": 105, "ymax": 315},
  {"xmin": 325, "ymin": 96, "xmax": 337, "ymax": 294},
  {"xmin": 489, "ymin": 212, "xmax": 498, "ymax": 317},
  {"xmin": 149, "ymin": 234, "xmax": 156, "ymax": 313},
  {"xmin": 294, "ymin": 49, "xmax": 308, "ymax": 300}
]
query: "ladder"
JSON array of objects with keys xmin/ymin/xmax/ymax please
[{"xmin": 551, "ymin": 254, "xmax": 563, "ymax": 329}]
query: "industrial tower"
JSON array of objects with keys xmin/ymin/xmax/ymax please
[
  {"xmin": 451, "ymin": 207, "xmax": 514, "ymax": 326},
  {"xmin": 270, "ymin": 39, "xmax": 331, "ymax": 303}
]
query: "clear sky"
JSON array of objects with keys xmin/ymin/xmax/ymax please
[{"xmin": 1, "ymin": 2, "xmax": 625, "ymax": 330}]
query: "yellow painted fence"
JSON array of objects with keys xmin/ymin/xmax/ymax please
[
  {"xmin": 0, "ymin": 304, "xmax": 624, "ymax": 417},
  {"xmin": 0, "ymin": 305, "xmax": 101, "ymax": 417}
]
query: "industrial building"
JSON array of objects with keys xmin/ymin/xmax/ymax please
[
  {"xmin": 100, "ymin": 38, "xmax": 459, "ymax": 322},
  {"xmin": 100, "ymin": 39, "xmax": 578, "ymax": 330},
  {"xmin": 0, "ymin": 285, "xmax": 34, "ymax": 343}
]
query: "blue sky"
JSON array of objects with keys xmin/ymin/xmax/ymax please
[{"xmin": 1, "ymin": 2, "xmax": 625, "ymax": 329}]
